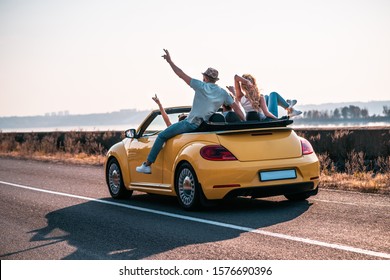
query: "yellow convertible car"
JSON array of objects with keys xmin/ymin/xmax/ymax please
[{"xmin": 105, "ymin": 106, "xmax": 320, "ymax": 210}]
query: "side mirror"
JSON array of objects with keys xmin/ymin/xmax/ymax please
[{"xmin": 125, "ymin": 129, "xmax": 137, "ymax": 138}]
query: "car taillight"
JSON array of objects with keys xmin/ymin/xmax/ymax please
[
  {"xmin": 300, "ymin": 137, "xmax": 314, "ymax": 155},
  {"xmin": 200, "ymin": 145, "xmax": 237, "ymax": 161}
]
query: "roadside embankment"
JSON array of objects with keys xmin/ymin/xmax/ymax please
[
  {"xmin": 0, "ymin": 127, "xmax": 389, "ymax": 194},
  {"xmin": 295, "ymin": 127, "xmax": 389, "ymax": 194}
]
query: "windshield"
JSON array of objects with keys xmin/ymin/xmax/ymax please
[{"xmin": 143, "ymin": 112, "xmax": 187, "ymax": 136}]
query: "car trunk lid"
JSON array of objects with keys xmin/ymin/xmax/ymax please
[{"xmin": 216, "ymin": 128, "xmax": 302, "ymax": 162}]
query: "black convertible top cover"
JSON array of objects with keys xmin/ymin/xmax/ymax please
[{"xmin": 195, "ymin": 118, "xmax": 293, "ymax": 132}]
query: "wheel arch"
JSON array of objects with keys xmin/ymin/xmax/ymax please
[
  {"xmin": 171, "ymin": 141, "xmax": 217, "ymax": 197},
  {"xmin": 171, "ymin": 142, "xmax": 212, "ymax": 188},
  {"xmin": 105, "ymin": 142, "xmax": 131, "ymax": 188}
]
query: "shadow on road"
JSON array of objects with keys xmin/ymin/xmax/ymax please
[{"xmin": 27, "ymin": 194, "xmax": 312, "ymax": 259}]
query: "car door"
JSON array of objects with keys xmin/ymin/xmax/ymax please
[{"xmin": 127, "ymin": 115, "xmax": 166, "ymax": 186}]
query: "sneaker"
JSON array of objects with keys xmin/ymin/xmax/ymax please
[
  {"xmin": 286, "ymin": 99, "xmax": 297, "ymax": 108},
  {"xmin": 136, "ymin": 162, "xmax": 151, "ymax": 174},
  {"xmin": 288, "ymin": 108, "xmax": 302, "ymax": 118}
]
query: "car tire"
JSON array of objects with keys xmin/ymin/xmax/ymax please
[
  {"xmin": 106, "ymin": 158, "xmax": 133, "ymax": 199},
  {"xmin": 175, "ymin": 162, "xmax": 206, "ymax": 210}
]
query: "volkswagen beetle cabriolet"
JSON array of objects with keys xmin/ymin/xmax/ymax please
[{"xmin": 105, "ymin": 106, "xmax": 320, "ymax": 210}]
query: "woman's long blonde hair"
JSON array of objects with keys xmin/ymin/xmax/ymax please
[{"xmin": 241, "ymin": 74, "xmax": 262, "ymax": 112}]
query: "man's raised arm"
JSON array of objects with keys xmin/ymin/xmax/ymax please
[{"xmin": 162, "ymin": 49, "xmax": 191, "ymax": 86}]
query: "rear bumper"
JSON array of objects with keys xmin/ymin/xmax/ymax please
[
  {"xmin": 194, "ymin": 153, "xmax": 320, "ymax": 200},
  {"xmin": 224, "ymin": 182, "xmax": 318, "ymax": 199}
]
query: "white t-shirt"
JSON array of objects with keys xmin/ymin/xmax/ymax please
[
  {"xmin": 188, "ymin": 79, "xmax": 234, "ymax": 125},
  {"xmin": 240, "ymin": 96, "xmax": 266, "ymax": 120},
  {"xmin": 241, "ymin": 96, "xmax": 253, "ymax": 112}
]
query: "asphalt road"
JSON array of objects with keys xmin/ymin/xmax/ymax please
[{"xmin": 0, "ymin": 158, "xmax": 389, "ymax": 260}]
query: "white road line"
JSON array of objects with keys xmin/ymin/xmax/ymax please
[{"xmin": 1, "ymin": 180, "xmax": 389, "ymax": 259}]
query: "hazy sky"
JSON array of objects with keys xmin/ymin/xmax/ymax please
[{"xmin": 1, "ymin": 0, "xmax": 389, "ymax": 117}]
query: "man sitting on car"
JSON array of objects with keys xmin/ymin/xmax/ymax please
[{"xmin": 136, "ymin": 49, "xmax": 245, "ymax": 174}]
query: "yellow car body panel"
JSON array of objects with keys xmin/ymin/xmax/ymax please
[{"xmin": 105, "ymin": 107, "xmax": 320, "ymax": 208}]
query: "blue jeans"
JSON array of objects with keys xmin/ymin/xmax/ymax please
[
  {"xmin": 264, "ymin": 92, "xmax": 289, "ymax": 117},
  {"xmin": 147, "ymin": 120, "xmax": 199, "ymax": 163}
]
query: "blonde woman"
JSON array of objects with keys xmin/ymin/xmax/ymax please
[{"xmin": 229, "ymin": 74, "xmax": 301, "ymax": 120}]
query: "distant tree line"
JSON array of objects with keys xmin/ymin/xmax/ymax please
[{"xmin": 303, "ymin": 105, "xmax": 390, "ymax": 120}]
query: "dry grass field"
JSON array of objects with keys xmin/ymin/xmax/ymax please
[
  {"xmin": 295, "ymin": 127, "xmax": 390, "ymax": 194},
  {"xmin": 0, "ymin": 128, "xmax": 389, "ymax": 195}
]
